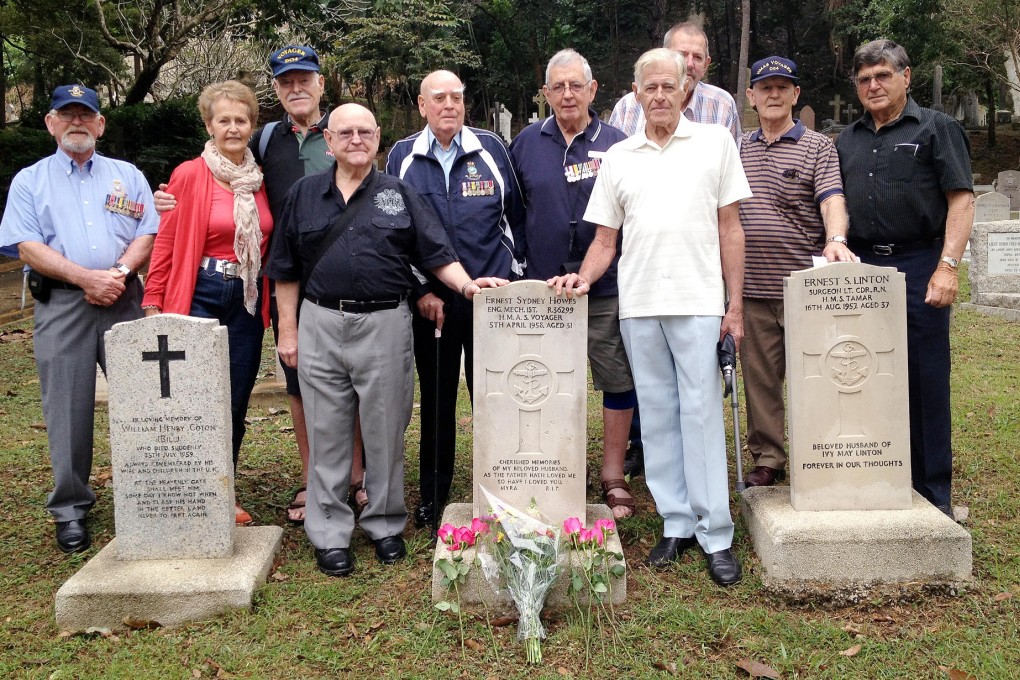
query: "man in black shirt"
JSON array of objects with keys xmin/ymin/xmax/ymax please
[
  {"xmin": 836, "ymin": 39, "xmax": 974, "ymax": 517},
  {"xmin": 267, "ymin": 103, "xmax": 506, "ymax": 576}
]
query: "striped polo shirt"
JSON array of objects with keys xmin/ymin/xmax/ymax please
[{"xmin": 739, "ymin": 121, "xmax": 843, "ymax": 299}]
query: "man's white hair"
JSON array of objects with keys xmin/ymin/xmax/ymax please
[{"xmin": 633, "ymin": 48, "xmax": 687, "ymax": 89}]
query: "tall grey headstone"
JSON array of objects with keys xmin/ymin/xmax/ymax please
[
  {"xmin": 995, "ymin": 170, "xmax": 1020, "ymax": 211},
  {"xmin": 932, "ymin": 65, "xmax": 944, "ymax": 112},
  {"xmin": 472, "ymin": 280, "xmax": 587, "ymax": 525},
  {"xmin": 784, "ymin": 262, "xmax": 912, "ymax": 511},
  {"xmin": 798, "ymin": 105, "xmax": 816, "ymax": 131},
  {"xmin": 975, "ymin": 191, "xmax": 1011, "ymax": 224},
  {"xmin": 498, "ymin": 104, "xmax": 512, "ymax": 142},
  {"xmin": 107, "ymin": 314, "xmax": 234, "ymax": 559}
]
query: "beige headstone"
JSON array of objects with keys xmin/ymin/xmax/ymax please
[
  {"xmin": 966, "ymin": 219, "xmax": 1020, "ymax": 312},
  {"xmin": 975, "ymin": 191, "xmax": 1011, "ymax": 224},
  {"xmin": 784, "ymin": 262, "xmax": 912, "ymax": 511},
  {"xmin": 472, "ymin": 280, "xmax": 587, "ymax": 525},
  {"xmin": 995, "ymin": 170, "xmax": 1020, "ymax": 210},
  {"xmin": 106, "ymin": 314, "xmax": 234, "ymax": 560}
]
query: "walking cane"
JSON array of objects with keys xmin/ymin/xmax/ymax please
[
  {"xmin": 432, "ymin": 326, "xmax": 442, "ymax": 537},
  {"xmin": 717, "ymin": 333, "xmax": 746, "ymax": 492}
]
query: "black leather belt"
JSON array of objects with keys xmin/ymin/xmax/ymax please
[
  {"xmin": 46, "ymin": 278, "xmax": 82, "ymax": 290},
  {"xmin": 305, "ymin": 295, "xmax": 403, "ymax": 313},
  {"xmin": 847, "ymin": 238, "xmax": 942, "ymax": 256}
]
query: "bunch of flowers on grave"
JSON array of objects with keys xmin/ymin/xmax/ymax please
[
  {"xmin": 478, "ymin": 488, "xmax": 564, "ymax": 664},
  {"xmin": 562, "ymin": 516, "xmax": 627, "ymax": 665},
  {"xmin": 435, "ymin": 518, "xmax": 490, "ymax": 657}
]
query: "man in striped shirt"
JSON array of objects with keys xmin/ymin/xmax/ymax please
[
  {"xmin": 609, "ymin": 21, "xmax": 740, "ymax": 143},
  {"xmin": 738, "ymin": 56, "xmax": 854, "ymax": 488}
]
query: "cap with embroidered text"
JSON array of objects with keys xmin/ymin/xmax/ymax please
[
  {"xmin": 750, "ymin": 57, "xmax": 798, "ymax": 84},
  {"xmin": 270, "ymin": 46, "xmax": 321, "ymax": 78},
  {"xmin": 51, "ymin": 84, "xmax": 101, "ymax": 113}
]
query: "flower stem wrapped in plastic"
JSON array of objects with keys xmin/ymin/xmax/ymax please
[{"xmin": 478, "ymin": 487, "xmax": 564, "ymax": 664}]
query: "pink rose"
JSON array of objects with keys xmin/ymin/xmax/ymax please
[
  {"xmin": 594, "ymin": 518, "xmax": 616, "ymax": 535},
  {"xmin": 563, "ymin": 517, "xmax": 582, "ymax": 535},
  {"xmin": 470, "ymin": 517, "xmax": 490, "ymax": 535}
]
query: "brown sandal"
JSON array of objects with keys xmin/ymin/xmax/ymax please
[
  {"xmin": 601, "ymin": 479, "xmax": 636, "ymax": 517},
  {"xmin": 287, "ymin": 487, "xmax": 306, "ymax": 525},
  {"xmin": 349, "ymin": 481, "xmax": 369, "ymax": 512}
]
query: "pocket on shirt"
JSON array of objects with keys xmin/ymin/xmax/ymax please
[
  {"xmin": 887, "ymin": 142, "xmax": 931, "ymax": 181},
  {"xmin": 298, "ymin": 217, "xmax": 331, "ymax": 235},
  {"xmin": 372, "ymin": 215, "xmax": 411, "ymax": 230}
]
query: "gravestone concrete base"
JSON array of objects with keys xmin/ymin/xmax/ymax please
[
  {"xmin": 741, "ymin": 487, "xmax": 971, "ymax": 592},
  {"xmin": 431, "ymin": 503, "xmax": 626, "ymax": 609},
  {"xmin": 959, "ymin": 301, "xmax": 1020, "ymax": 322},
  {"xmin": 55, "ymin": 526, "xmax": 283, "ymax": 631}
]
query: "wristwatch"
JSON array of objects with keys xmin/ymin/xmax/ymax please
[
  {"xmin": 826, "ymin": 235, "xmax": 848, "ymax": 245},
  {"xmin": 114, "ymin": 262, "xmax": 132, "ymax": 277},
  {"xmin": 940, "ymin": 256, "xmax": 959, "ymax": 269}
]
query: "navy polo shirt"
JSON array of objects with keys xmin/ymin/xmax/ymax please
[
  {"xmin": 266, "ymin": 167, "xmax": 457, "ymax": 300},
  {"xmin": 510, "ymin": 110, "xmax": 627, "ymax": 296}
]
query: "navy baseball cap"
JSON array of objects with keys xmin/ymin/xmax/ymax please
[
  {"xmin": 750, "ymin": 56, "xmax": 798, "ymax": 84},
  {"xmin": 270, "ymin": 46, "xmax": 321, "ymax": 78},
  {"xmin": 51, "ymin": 84, "xmax": 101, "ymax": 113}
]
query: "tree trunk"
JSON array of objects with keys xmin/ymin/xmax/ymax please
[
  {"xmin": 735, "ymin": 0, "xmax": 751, "ymax": 112},
  {"xmin": 124, "ymin": 61, "xmax": 163, "ymax": 106},
  {"xmin": 0, "ymin": 34, "xmax": 6, "ymax": 130},
  {"xmin": 985, "ymin": 77, "xmax": 996, "ymax": 148}
]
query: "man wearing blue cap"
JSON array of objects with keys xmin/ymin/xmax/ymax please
[
  {"xmin": 0, "ymin": 85, "xmax": 157, "ymax": 553},
  {"xmin": 156, "ymin": 46, "xmax": 369, "ymax": 524},
  {"xmin": 738, "ymin": 56, "xmax": 854, "ymax": 488}
]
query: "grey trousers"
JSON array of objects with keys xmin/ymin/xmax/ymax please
[
  {"xmin": 35, "ymin": 282, "xmax": 144, "ymax": 521},
  {"xmin": 298, "ymin": 299, "xmax": 413, "ymax": 549}
]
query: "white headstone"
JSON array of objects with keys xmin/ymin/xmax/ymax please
[
  {"xmin": 106, "ymin": 314, "xmax": 234, "ymax": 560},
  {"xmin": 498, "ymin": 103, "xmax": 512, "ymax": 142},
  {"xmin": 967, "ymin": 219, "xmax": 1020, "ymax": 313},
  {"xmin": 784, "ymin": 262, "xmax": 912, "ymax": 511},
  {"xmin": 975, "ymin": 191, "xmax": 1011, "ymax": 223},
  {"xmin": 995, "ymin": 170, "xmax": 1020, "ymax": 211},
  {"xmin": 472, "ymin": 280, "xmax": 587, "ymax": 525}
]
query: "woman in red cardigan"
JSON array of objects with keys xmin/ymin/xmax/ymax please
[{"xmin": 143, "ymin": 80, "xmax": 273, "ymax": 526}]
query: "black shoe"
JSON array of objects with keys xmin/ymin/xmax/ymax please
[
  {"xmin": 314, "ymin": 548, "xmax": 355, "ymax": 577},
  {"xmin": 373, "ymin": 535, "xmax": 407, "ymax": 564},
  {"xmin": 704, "ymin": 547, "xmax": 742, "ymax": 586},
  {"xmin": 744, "ymin": 465, "xmax": 785, "ymax": 488},
  {"xmin": 623, "ymin": 444, "xmax": 645, "ymax": 478},
  {"xmin": 414, "ymin": 501, "xmax": 436, "ymax": 528},
  {"xmin": 645, "ymin": 535, "xmax": 697, "ymax": 568},
  {"xmin": 55, "ymin": 518, "xmax": 91, "ymax": 554}
]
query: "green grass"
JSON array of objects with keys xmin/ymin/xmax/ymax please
[{"xmin": 1, "ymin": 266, "xmax": 1018, "ymax": 678}]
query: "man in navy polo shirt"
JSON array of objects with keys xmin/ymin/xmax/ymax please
[
  {"xmin": 511, "ymin": 49, "xmax": 636, "ymax": 519},
  {"xmin": 738, "ymin": 56, "xmax": 854, "ymax": 488}
]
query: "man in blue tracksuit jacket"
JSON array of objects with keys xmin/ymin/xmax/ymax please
[{"xmin": 386, "ymin": 69, "xmax": 525, "ymax": 528}]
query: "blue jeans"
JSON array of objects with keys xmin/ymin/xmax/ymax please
[{"xmin": 189, "ymin": 269, "xmax": 265, "ymax": 466}]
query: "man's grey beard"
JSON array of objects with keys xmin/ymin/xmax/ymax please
[{"xmin": 61, "ymin": 130, "xmax": 96, "ymax": 154}]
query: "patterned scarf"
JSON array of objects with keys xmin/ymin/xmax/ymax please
[{"xmin": 201, "ymin": 139, "xmax": 264, "ymax": 315}]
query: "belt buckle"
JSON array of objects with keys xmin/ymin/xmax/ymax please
[
  {"xmin": 873, "ymin": 244, "xmax": 894, "ymax": 256},
  {"xmin": 222, "ymin": 262, "xmax": 240, "ymax": 279}
]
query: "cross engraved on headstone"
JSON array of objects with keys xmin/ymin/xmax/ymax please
[
  {"xmin": 800, "ymin": 313, "xmax": 896, "ymax": 437},
  {"xmin": 142, "ymin": 334, "xmax": 186, "ymax": 398},
  {"xmin": 532, "ymin": 90, "xmax": 548, "ymax": 118},
  {"xmin": 483, "ymin": 333, "xmax": 575, "ymax": 454},
  {"xmin": 829, "ymin": 94, "xmax": 843, "ymax": 123}
]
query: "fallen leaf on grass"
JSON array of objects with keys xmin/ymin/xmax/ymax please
[
  {"xmin": 457, "ymin": 416, "xmax": 472, "ymax": 427},
  {"xmin": 347, "ymin": 622, "xmax": 359, "ymax": 637},
  {"xmin": 192, "ymin": 669, "xmax": 202, "ymax": 678},
  {"xmin": 30, "ymin": 422, "xmax": 47, "ymax": 430},
  {"xmin": 279, "ymin": 426, "xmax": 294, "ymax": 433},
  {"xmin": 839, "ymin": 644, "xmax": 862, "ymax": 657},
  {"xmin": 123, "ymin": 616, "xmax": 161, "ymax": 630},
  {"xmin": 993, "ymin": 592, "xmax": 1013, "ymax": 601},
  {"xmin": 465, "ymin": 639, "xmax": 484, "ymax": 652},
  {"xmin": 938, "ymin": 666, "xmax": 977, "ymax": 680},
  {"xmin": 652, "ymin": 660, "xmax": 677, "ymax": 674},
  {"xmin": 557, "ymin": 668, "xmax": 572, "ymax": 676},
  {"xmin": 270, "ymin": 570, "xmax": 288, "ymax": 582},
  {"xmin": 842, "ymin": 623, "xmax": 861, "ymax": 636},
  {"xmin": 215, "ymin": 669, "xmax": 233, "ymax": 678},
  {"xmin": 0, "ymin": 328, "xmax": 32, "ymax": 342},
  {"xmin": 267, "ymin": 407, "xmax": 285, "ymax": 416},
  {"xmin": 489, "ymin": 615, "xmax": 516, "ymax": 627},
  {"xmin": 735, "ymin": 659, "xmax": 780, "ymax": 678}
]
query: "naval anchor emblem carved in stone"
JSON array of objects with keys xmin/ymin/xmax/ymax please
[
  {"xmin": 826, "ymin": 340, "xmax": 870, "ymax": 388},
  {"xmin": 510, "ymin": 359, "xmax": 551, "ymax": 406}
]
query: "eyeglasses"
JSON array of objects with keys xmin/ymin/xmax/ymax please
[
  {"xmin": 546, "ymin": 80, "xmax": 591, "ymax": 95},
  {"xmin": 55, "ymin": 110, "xmax": 98, "ymax": 122},
  {"xmin": 854, "ymin": 70, "xmax": 898, "ymax": 88},
  {"xmin": 328, "ymin": 128, "xmax": 377, "ymax": 142}
]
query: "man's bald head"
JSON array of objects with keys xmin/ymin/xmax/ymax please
[
  {"xmin": 325, "ymin": 103, "xmax": 380, "ymax": 172},
  {"xmin": 418, "ymin": 70, "xmax": 466, "ymax": 147}
]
